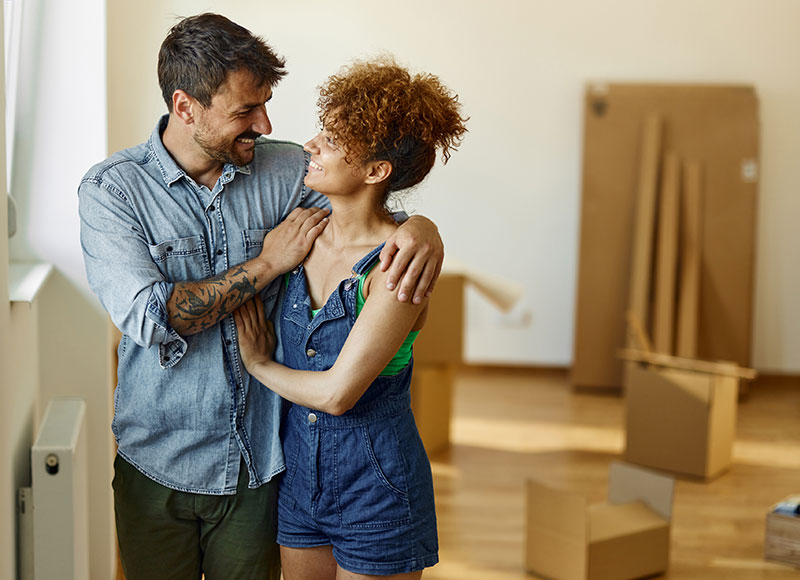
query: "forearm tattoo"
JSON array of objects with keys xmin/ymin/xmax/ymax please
[{"xmin": 170, "ymin": 265, "xmax": 258, "ymax": 334}]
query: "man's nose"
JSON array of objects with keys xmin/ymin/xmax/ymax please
[{"xmin": 253, "ymin": 105, "xmax": 272, "ymax": 136}]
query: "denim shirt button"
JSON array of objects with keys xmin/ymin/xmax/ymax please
[
  {"xmin": 306, "ymin": 348, "xmax": 316, "ymax": 358},
  {"xmin": 308, "ymin": 413, "xmax": 317, "ymax": 423},
  {"xmin": 292, "ymin": 303, "xmax": 298, "ymax": 309}
]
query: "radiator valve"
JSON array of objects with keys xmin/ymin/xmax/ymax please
[{"xmin": 45, "ymin": 454, "xmax": 59, "ymax": 475}]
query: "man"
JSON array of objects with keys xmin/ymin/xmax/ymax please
[{"xmin": 79, "ymin": 13, "xmax": 443, "ymax": 580}]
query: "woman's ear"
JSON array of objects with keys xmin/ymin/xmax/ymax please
[
  {"xmin": 365, "ymin": 160, "xmax": 393, "ymax": 185},
  {"xmin": 172, "ymin": 90, "xmax": 196, "ymax": 124}
]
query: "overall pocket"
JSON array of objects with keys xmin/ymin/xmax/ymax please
[{"xmin": 335, "ymin": 422, "xmax": 411, "ymax": 529}]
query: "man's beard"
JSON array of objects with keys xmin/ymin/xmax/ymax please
[{"xmin": 194, "ymin": 124, "xmax": 260, "ymax": 167}]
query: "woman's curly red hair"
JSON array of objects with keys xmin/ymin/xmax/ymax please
[{"xmin": 317, "ymin": 56, "xmax": 468, "ymax": 195}]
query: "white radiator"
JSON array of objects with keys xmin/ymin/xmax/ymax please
[{"xmin": 19, "ymin": 397, "xmax": 89, "ymax": 580}]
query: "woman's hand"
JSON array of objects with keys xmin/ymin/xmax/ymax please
[{"xmin": 233, "ymin": 298, "xmax": 275, "ymax": 371}]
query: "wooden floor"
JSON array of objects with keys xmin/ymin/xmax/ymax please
[{"xmin": 425, "ymin": 367, "xmax": 800, "ymax": 580}]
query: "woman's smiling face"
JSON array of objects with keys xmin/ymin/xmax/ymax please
[{"xmin": 302, "ymin": 128, "xmax": 368, "ymax": 196}]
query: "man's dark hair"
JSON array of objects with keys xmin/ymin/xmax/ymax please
[{"xmin": 158, "ymin": 13, "xmax": 287, "ymax": 111}]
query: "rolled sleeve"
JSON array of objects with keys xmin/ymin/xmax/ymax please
[
  {"xmin": 146, "ymin": 281, "xmax": 187, "ymax": 368},
  {"xmin": 79, "ymin": 176, "xmax": 187, "ymax": 363}
]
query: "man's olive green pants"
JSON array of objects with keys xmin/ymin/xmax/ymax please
[{"xmin": 113, "ymin": 454, "xmax": 281, "ymax": 580}]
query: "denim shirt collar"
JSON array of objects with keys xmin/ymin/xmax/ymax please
[{"xmin": 148, "ymin": 114, "xmax": 252, "ymax": 188}]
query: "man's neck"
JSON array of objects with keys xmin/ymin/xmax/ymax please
[{"xmin": 162, "ymin": 115, "xmax": 224, "ymax": 190}]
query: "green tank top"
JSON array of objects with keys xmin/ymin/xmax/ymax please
[{"xmin": 298, "ymin": 267, "xmax": 419, "ymax": 376}]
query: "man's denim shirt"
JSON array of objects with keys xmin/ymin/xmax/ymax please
[{"xmin": 79, "ymin": 115, "xmax": 328, "ymax": 494}]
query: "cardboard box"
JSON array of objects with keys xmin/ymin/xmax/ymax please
[
  {"xmin": 624, "ymin": 362, "xmax": 739, "ymax": 479},
  {"xmin": 525, "ymin": 462, "xmax": 674, "ymax": 580},
  {"xmin": 411, "ymin": 265, "xmax": 520, "ymax": 453},
  {"xmin": 765, "ymin": 496, "xmax": 800, "ymax": 568},
  {"xmin": 413, "ymin": 274, "xmax": 465, "ymax": 365},
  {"xmin": 572, "ymin": 84, "xmax": 759, "ymax": 388},
  {"xmin": 413, "ymin": 261, "xmax": 523, "ymax": 366},
  {"xmin": 410, "ymin": 363, "xmax": 453, "ymax": 456}
]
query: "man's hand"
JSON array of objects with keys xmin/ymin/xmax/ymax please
[
  {"xmin": 259, "ymin": 207, "xmax": 329, "ymax": 273},
  {"xmin": 167, "ymin": 207, "xmax": 329, "ymax": 336},
  {"xmin": 379, "ymin": 215, "xmax": 444, "ymax": 304},
  {"xmin": 234, "ymin": 298, "xmax": 275, "ymax": 371}
]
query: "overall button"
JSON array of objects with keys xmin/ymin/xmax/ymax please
[
  {"xmin": 308, "ymin": 413, "xmax": 317, "ymax": 423},
  {"xmin": 306, "ymin": 348, "xmax": 316, "ymax": 358},
  {"xmin": 344, "ymin": 281, "xmax": 353, "ymax": 291}
]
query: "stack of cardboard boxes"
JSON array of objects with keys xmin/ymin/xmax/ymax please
[
  {"xmin": 570, "ymin": 83, "xmax": 760, "ymax": 481},
  {"xmin": 410, "ymin": 274, "xmax": 465, "ymax": 456},
  {"xmin": 411, "ymin": 266, "xmax": 522, "ymax": 456},
  {"xmin": 523, "ymin": 83, "xmax": 776, "ymax": 579}
]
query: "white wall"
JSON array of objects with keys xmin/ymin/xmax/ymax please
[
  {"xmin": 108, "ymin": 0, "xmax": 800, "ymax": 373},
  {"xmin": 5, "ymin": 0, "xmax": 114, "ymax": 578}
]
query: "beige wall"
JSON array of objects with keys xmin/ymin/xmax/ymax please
[
  {"xmin": 4, "ymin": 0, "xmax": 113, "ymax": 578},
  {"xmin": 1, "ymin": 4, "xmax": 13, "ymax": 573},
  {"xmin": 108, "ymin": 0, "xmax": 800, "ymax": 373}
]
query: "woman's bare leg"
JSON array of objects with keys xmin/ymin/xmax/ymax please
[
  {"xmin": 336, "ymin": 568, "xmax": 423, "ymax": 580},
  {"xmin": 280, "ymin": 545, "xmax": 337, "ymax": 580}
]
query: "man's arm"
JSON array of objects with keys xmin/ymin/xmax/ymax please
[
  {"xmin": 168, "ymin": 207, "xmax": 329, "ymax": 336},
  {"xmin": 379, "ymin": 215, "xmax": 444, "ymax": 304}
]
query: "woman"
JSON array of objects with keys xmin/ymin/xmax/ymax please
[{"xmin": 235, "ymin": 56, "xmax": 467, "ymax": 579}]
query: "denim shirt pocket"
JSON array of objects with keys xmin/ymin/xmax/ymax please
[
  {"xmin": 241, "ymin": 228, "xmax": 281, "ymax": 307},
  {"xmin": 242, "ymin": 228, "xmax": 272, "ymax": 261},
  {"xmin": 148, "ymin": 234, "xmax": 210, "ymax": 281}
]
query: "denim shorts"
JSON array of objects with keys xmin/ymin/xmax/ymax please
[{"xmin": 276, "ymin": 396, "xmax": 439, "ymax": 575}]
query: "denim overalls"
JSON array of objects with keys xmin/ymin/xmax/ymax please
[{"xmin": 275, "ymin": 243, "xmax": 439, "ymax": 575}]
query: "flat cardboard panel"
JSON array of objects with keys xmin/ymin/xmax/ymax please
[
  {"xmin": 413, "ymin": 274, "xmax": 464, "ymax": 365},
  {"xmin": 676, "ymin": 160, "xmax": 703, "ymax": 358},
  {"xmin": 627, "ymin": 113, "xmax": 662, "ymax": 346},
  {"xmin": 653, "ymin": 152, "xmax": 680, "ymax": 354},
  {"xmin": 573, "ymin": 84, "xmax": 758, "ymax": 388},
  {"xmin": 607, "ymin": 461, "xmax": 675, "ymax": 520},
  {"xmin": 410, "ymin": 364, "xmax": 453, "ymax": 456},
  {"xmin": 624, "ymin": 364, "xmax": 738, "ymax": 479}
]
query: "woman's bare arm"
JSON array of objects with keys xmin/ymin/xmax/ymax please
[{"xmin": 235, "ymin": 267, "xmax": 427, "ymax": 415}]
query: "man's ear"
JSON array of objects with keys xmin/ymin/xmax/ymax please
[
  {"xmin": 365, "ymin": 160, "xmax": 392, "ymax": 185},
  {"xmin": 172, "ymin": 90, "xmax": 196, "ymax": 125}
]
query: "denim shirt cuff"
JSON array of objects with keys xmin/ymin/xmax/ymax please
[
  {"xmin": 146, "ymin": 281, "xmax": 187, "ymax": 369},
  {"xmin": 391, "ymin": 210, "xmax": 408, "ymax": 224}
]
